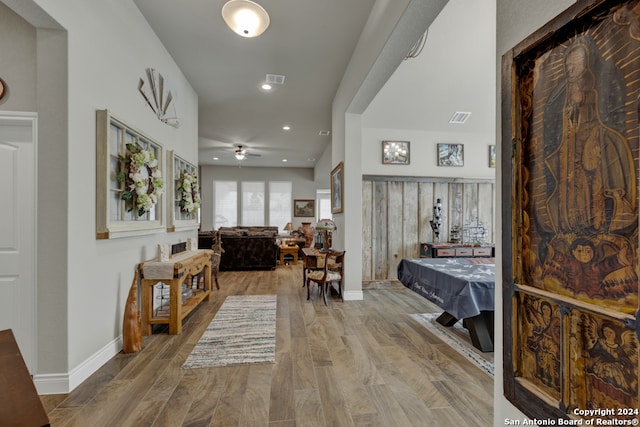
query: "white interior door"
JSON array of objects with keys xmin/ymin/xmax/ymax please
[{"xmin": 0, "ymin": 112, "xmax": 37, "ymax": 373}]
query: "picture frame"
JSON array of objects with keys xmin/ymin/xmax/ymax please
[
  {"xmin": 488, "ymin": 145, "xmax": 496, "ymax": 168},
  {"xmin": 382, "ymin": 140, "xmax": 410, "ymax": 164},
  {"xmin": 330, "ymin": 161, "xmax": 344, "ymax": 214},
  {"xmin": 293, "ymin": 199, "xmax": 315, "ymax": 217},
  {"xmin": 437, "ymin": 143, "xmax": 464, "ymax": 167},
  {"xmin": 502, "ymin": 0, "xmax": 640, "ymax": 420},
  {"xmin": 95, "ymin": 109, "xmax": 164, "ymax": 239},
  {"xmin": 166, "ymin": 150, "xmax": 200, "ymax": 232}
]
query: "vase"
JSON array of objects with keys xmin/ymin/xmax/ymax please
[{"xmin": 301, "ymin": 222, "xmax": 314, "ymax": 248}]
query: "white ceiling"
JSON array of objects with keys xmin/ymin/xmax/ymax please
[
  {"xmin": 133, "ymin": 0, "xmax": 493, "ymax": 168},
  {"xmin": 134, "ymin": 0, "xmax": 377, "ymax": 167}
]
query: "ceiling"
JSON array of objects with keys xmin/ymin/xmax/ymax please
[{"xmin": 133, "ymin": 0, "xmax": 378, "ymax": 168}]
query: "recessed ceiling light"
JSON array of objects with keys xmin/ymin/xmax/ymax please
[
  {"xmin": 213, "ymin": 157, "xmax": 219, "ymax": 160},
  {"xmin": 282, "ymin": 125, "xmax": 290, "ymax": 131},
  {"xmin": 261, "ymin": 83, "xmax": 272, "ymax": 91},
  {"xmin": 282, "ymin": 159, "xmax": 288, "ymax": 162}
]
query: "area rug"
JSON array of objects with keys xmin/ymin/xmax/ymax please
[
  {"xmin": 410, "ymin": 313, "xmax": 494, "ymax": 377},
  {"xmin": 182, "ymin": 295, "xmax": 277, "ymax": 369}
]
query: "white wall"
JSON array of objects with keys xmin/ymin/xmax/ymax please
[
  {"xmin": 199, "ymin": 165, "xmax": 317, "ymax": 231},
  {"xmin": 4, "ymin": 0, "xmax": 200, "ymax": 393},
  {"xmin": 494, "ymin": 0, "xmax": 576, "ymax": 423},
  {"xmin": 362, "ymin": 128, "xmax": 495, "ymax": 178},
  {"xmin": 0, "ymin": 3, "xmax": 36, "ymax": 111},
  {"xmin": 361, "ymin": 0, "xmax": 496, "ymax": 179}
]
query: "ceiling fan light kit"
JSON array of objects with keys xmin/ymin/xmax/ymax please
[
  {"xmin": 221, "ymin": 0, "xmax": 270, "ymax": 38},
  {"xmin": 233, "ymin": 144, "xmax": 261, "ymax": 161}
]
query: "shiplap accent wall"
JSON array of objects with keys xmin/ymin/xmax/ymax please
[{"xmin": 362, "ymin": 176, "xmax": 496, "ymax": 280}]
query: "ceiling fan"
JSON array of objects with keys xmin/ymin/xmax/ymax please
[{"xmin": 233, "ymin": 144, "xmax": 261, "ymax": 160}]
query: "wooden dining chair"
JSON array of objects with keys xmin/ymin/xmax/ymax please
[
  {"xmin": 306, "ymin": 250, "xmax": 345, "ymax": 305},
  {"xmin": 211, "ymin": 230, "xmax": 224, "ymax": 290}
]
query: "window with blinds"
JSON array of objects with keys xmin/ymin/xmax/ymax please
[
  {"xmin": 269, "ymin": 181, "xmax": 292, "ymax": 229},
  {"xmin": 214, "ymin": 181, "xmax": 237, "ymax": 228}
]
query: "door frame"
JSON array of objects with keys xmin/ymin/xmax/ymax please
[{"xmin": 0, "ymin": 111, "xmax": 38, "ymax": 373}]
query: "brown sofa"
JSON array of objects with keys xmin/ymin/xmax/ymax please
[{"xmin": 217, "ymin": 227, "xmax": 278, "ymax": 270}]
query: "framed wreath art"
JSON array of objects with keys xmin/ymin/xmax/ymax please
[
  {"xmin": 177, "ymin": 171, "xmax": 201, "ymax": 214},
  {"xmin": 118, "ymin": 143, "xmax": 164, "ymax": 216},
  {"xmin": 166, "ymin": 151, "xmax": 200, "ymax": 232},
  {"xmin": 96, "ymin": 109, "xmax": 165, "ymax": 239}
]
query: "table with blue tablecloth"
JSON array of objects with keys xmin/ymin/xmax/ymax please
[{"xmin": 397, "ymin": 257, "xmax": 495, "ymax": 352}]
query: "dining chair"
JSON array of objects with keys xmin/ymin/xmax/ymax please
[
  {"xmin": 211, "ymin": 230, "xmax": 224, "ymax": 290},
  {"xmin": 306, "ymin": 250, "xmax": 345, "ymax": 305}
]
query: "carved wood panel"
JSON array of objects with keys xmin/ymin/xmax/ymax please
[{"xmin": 502, "ymin": 0, "xmax": 640, "ymax": 419}]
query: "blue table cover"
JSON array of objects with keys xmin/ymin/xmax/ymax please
[{"xmin": 397, "ymin": 258, "xmax": 495, "ymax": 320}]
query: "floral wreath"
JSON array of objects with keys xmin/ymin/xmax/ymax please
[
  {"xmin": 117, "ymin": 143, "xmax": 164, "ymax": 217},
  {"xmin": 177, "ymin": 171, "xmax": 201, "ymax": 214}
]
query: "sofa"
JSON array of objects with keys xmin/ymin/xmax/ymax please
[{"xmin": 216, "ymin": 227, "xmax": 278, "ymax": 271}]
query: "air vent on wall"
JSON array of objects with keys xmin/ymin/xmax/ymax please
[
  {"xmin": 266, "ymin": 74, "xmax": 285, "ymax": 85},
  {"xmin": 318, "ymin": 130, "xmax": 331, "ymax": 136},
  {"xmin": 449, "ymin": 111, "xmax": 471, "ymax": 124}
]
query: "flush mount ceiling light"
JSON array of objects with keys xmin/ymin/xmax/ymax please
[{"xmin": 221, "ymin": 0, "xmax": 270, "ymax": 38}]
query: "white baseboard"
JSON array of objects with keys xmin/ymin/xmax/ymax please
[
  {"xmin": 34, "ymin": 336, "xmax": 122, "ymax": 395},
  {"xmin": 342, "ymin": 290, "xmax": 364, "ymax": 301}
]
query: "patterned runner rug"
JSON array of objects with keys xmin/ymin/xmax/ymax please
[
  {"xmin": 410, "ymin": 313, "xmax": 494, "ymax": 377},
  {"xmin": 183, "ymin": 294, "xmax": 277, "ymax": 368}
]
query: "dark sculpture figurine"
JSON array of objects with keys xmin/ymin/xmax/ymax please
[{"xmin": 429, "ymin": 198, "xmax": 443, "ymax": 241}]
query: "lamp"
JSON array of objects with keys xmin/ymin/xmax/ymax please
[
  {"xmin": 283, "ymin": 222, "xmax": 295, "ymax": 246},
  {"xmin": 315, "ymin": 219, "xmax": 336, "ymax": 252},
  {"xmin": 234, "ymin": 151, "xmax": 246, "ymax": 160},
  {"xmin": 221, "ymin": 0, "xmax": 270, "ymax": 38}
]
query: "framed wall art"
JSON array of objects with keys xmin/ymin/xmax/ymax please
[
  {"xmin": 166, "ymin": 150, "xmax": 200, "ymax": 232},
  {"xmin": 330, "ymin": 161, "xmax": 344, "ymax": 214},
  {"xmin": 488, "ymin": 145, "xmax": 496, "ymax": 168},
  {"xmin": 382, "ymin": 140, "xmax": 410, "ymax": 164},
  {"xmin": 502, "ymin": 0, "xmax": 639, "ymax": 421},
  {"xmin": 293, "ymin": 199, "xmax": 315, "ymax": 217},
  {"xmin": 96, "ymin": 109, "xmax": 165, "ymax": 239},
  {"xmin": 437, "ymin": 143, "xmax": 464, "ymax": 166}
]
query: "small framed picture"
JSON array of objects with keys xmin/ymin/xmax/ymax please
[
  {"xmin": 437, "ymin": 143, "xmax": 464, "ymax": 167},
  {"xmin": 382, "ymin": 140, "xmax": 410, "ymax": 165},
  {"xmin": 293, "ymin": 199, "xmax": 315, "ymax": 217},
  {"xmin": 331, "ymin": 162, "xmax": 344, "ymax": 214},
  {"xmin": 489, "ymin": 145, "xmax": 496, "ymax": 168}
]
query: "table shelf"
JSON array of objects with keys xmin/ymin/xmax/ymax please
[
  {"xmin": 148, "ymin": 290, "xmax": 210, "ymax": 323},
  {"xmin": 139, "ymin": 249, "xmax": 213, "ymax": 335}
]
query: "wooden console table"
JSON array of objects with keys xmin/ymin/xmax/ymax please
[
  {"xmin": 138, "ymin": 249, "xmax": 213, "ymax": 335},
  {"xmin": 420, "ymin": 242, "xmax": 494, "ymax": 258}
]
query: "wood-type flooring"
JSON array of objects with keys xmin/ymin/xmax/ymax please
[{"xmin": 41, "ymin": 264, "xmax": 494, "ymax": 426}]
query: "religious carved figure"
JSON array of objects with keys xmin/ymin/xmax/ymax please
[
  {"xmin": 523, "ymin": 296, "xmax": 561, "ymax": 392},
  {"xmin": 539, "ymin": 36, "xmax": 636, "ymax": 236},
  {"xmin": 582, "ymin": 315, "xmax": 637, "ymax": 407}
]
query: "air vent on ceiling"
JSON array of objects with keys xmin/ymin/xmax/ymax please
[
  {"xmin": 449, "ymin": 111, "xmax": 471, "ymax": 124},
  {"xmin": 318, "ymin": 130, "xmax": 331, "ymax": 136},
  {"xmin": 266, "ymin": 74, "xmax": 286, "ymax": 85}
]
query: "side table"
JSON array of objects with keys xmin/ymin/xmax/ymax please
[
  {"xmin": 138, "ymin": 249, "xmax": 212, "ymax": 335},
  {"xmin": 279, "ymin": 244, "xmax": 299, "ymax": 265}
]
